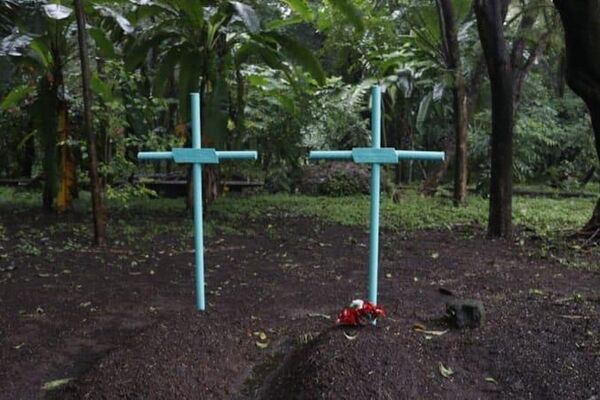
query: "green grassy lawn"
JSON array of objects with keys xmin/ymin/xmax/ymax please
[
  {"xmin": 0, "ymin": 187, "xmax": 596, "ymax": 238},
  {"xmin": 1, "ymin": 187, "xmax": 597, "ymax": 269},
  {"xmin": 210, "ymin": 191, "xmax": 595, "ymax": 237}
]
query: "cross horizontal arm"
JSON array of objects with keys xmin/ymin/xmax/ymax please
[
  {"xmin": 216, "ymin": 151, "xmax": 258, "ymax": 160},
  {"xmin": 309, "ymin": 149, "xmax": 445, "ymax": 164},
  {"xmin": 396, "ymin": 150, "xmax": 445, "ymax": 161},
  {"xmin": 137, "ymin": 151, "xmax": 173, "ymax": 161},
  {"xmin": 137, "ymin": 150, "xmax": 258, "ymax": 163},
  {"xmin": 309, "ymin": 150, "xmax": 353, "ymax": 160}
]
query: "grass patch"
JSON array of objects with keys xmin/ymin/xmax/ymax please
[
  {"xmin": 1, "ymin": 186, "xmax": 596, "ymax": 238},
  {"xmin": 210, "ymin": 191, "xmax": 595, "ymax": 237}
]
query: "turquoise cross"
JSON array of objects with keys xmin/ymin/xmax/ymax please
[
  {"xmin": 309, "ymin": 85, "xmax": 445, "ymax": 308},
  {"xmin": 138, "ymin": 93, "xmax": 257, "ymax": 310}
]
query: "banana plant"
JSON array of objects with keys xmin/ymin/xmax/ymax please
[
  {"xmin": 1, "ymin": 2, "xmax": 77, "ymax": 211},
  {"xmin": 1, "ymin": 1, "xmax": 135, "ymax": 211},
  {"xmin": 125, "ymin": 0, "xmax": 328, "ymax": 143},
  {"xmin": 123, "ymin": 0, "xmax": 338, "ymax": 203}
]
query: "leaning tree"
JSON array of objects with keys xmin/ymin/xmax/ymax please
[{"xmin": 553, "ymin": 0, "xmax": 600, "ymax": 234}]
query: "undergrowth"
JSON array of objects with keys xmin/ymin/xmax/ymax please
[
  {"xmin": 0, "ymin": 188, "xmax": 600, "ymax": 266},
  {"xmin": 1, "ymin": 186, "xmax": 596, "ymax": 241},
  {"xmin": 210, "ymin": 191, "xmax": 594, "ymax": 238}
]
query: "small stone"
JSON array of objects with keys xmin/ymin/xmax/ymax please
[{"xmin": 446, "ymin": 299, "xmax": 485, "ymax": 328}]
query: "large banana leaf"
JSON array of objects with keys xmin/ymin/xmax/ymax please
[
  {"xmin": 203, "ymin": 74, "xmax": 229, "ymax": 146},
  {"xmin": 328, "ymin": 0, "xmax": 364, "ymax": 33},
  {"xmin": 230, "ymin": 1, "xmax": 260, "ymax": 34},
  {"xmin": 263, "ymin": 32, "xmax": 325, "ymax": 85},
  {"xmin": 1, "ymin": 84, "xmax": 35, "ymax": 109},
  {"xmin": 265, "ymin": 16, "xmax": 304, "ymax": 30},
  {"xmin": 453, "ymin": 0, "xmax": 473, "ymax": 23},
  {"xmin": 29, "ymin": 38, "xmax": 52, "ymax": 69},
  {"xmin": 416, "ymin": 91, "xmax": 433, "ymax": 134},
  {"xmin": 88, "ymin": 27, "xmax": 116, "ymax": 58},
  {"xmin": 235, "ymin": 41, "xmax": 289, "ymax": 75},
  {"xmin": 283, "ymin": 0, "xmax": 314, "ymax": 22},
  {"xmin": 153, "ymin": 46, "xmax": 181, "ymax": 96},
  {"xmin": 125, "ymin": 32, "xmax": 178, "ymax": 70},
  {"xmin": 168, "ymin": 0, "xmax": 204, "ymax": 29},
  {"xmin": 93, "ymin": 5, "xmax": 134, "ymax": 34},
  {"xmin": 177, "ymin": 49, "xmax": 202, "ymax": 121},
  {"xmin": 43, "ymin": 4, "xmax": 72, "ymax": 20}
]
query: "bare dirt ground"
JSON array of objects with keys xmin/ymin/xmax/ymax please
[{"xmin": 1, "ymin": 205, "xmax": 599, "ymax": 399}]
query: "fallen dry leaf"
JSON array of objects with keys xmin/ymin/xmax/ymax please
[
  {"xmin": 42, "ymin": 378, "xmax": 73, "ymax": 391},
  {"xmin": 412, "ymin": 323, "xmax": 427, "ymax": 331},
  {"xmin": 439, "ymin": 363, "xmax": 454, "ymax": 378},
  {"xmin": 414, "ymin": 328, "xmax": 449, "ymax": 336}
]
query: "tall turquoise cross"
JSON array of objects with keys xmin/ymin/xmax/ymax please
[
  {"xmin": 309, "ymin": 85, "xmax": 445, "ymax": 307},
  {"xmin": 138, "ymin": 93, "xmax": 257, "ymax": 311}
]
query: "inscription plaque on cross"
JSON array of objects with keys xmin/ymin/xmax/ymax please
[
  {"xmin": 309, "ymin": 85, "xmax": 445, "ymax": 308},
  {"xmin": 138, "ymin": 93, "xmax": 258, "ymax": 311}
]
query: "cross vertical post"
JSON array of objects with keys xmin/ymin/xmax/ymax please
[
  {"xmin": 190, "ymin": 93, "xmax": 205, "ymax": 310},
  {"xmin": 138, "ymin": 93, "xmax": 258, "ymax": 311},
  {"xmin": 309, "ymin": 85, "xmax": 445, "ymax": 309},
  {"xmin": 368, "ymin": 85, "xmax": 381, "ymax": 305}
]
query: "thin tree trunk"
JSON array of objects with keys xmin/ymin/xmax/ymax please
[
  {"xmin": 420, "ymin": 54, "xmax": 486, "ymax": 195},
  {"xmin": 510, "ymin": 2, "xmax": 552, "ymax": 107},
  {"xmin": 437, "ymin": 0, "xmax": 468, "ymax": 205},
  {"xmin": 553, "ymin": 0, "xmax": 600, "ymax": 233},
  {"xmin": 74, "ymin": 0, "xmax": 107, "ymax": 246},
  {"xmin": 475, "ymin": 0, "xmax": 514, "ymax": 238},
  {"xmin": 21, "ymin": 133, "xmax": 35, "ymax": 178},
  {"xmin": 38, "ymin": 76, "xmax": 58, "ymax": 212},
  {"xmin": 55, "ymin": 95, "xmax": 76, "ymax": 211},
  {"xmin": 466, "ymin": 55, "xmax": 487, "ymax": 119},
  {"xmin": 399, "ymin": 109, "xmax": 412, "ymax": 183},
  {"xmin": 54, "ymin": 56, "xmax": 76, "ymax": 212}
]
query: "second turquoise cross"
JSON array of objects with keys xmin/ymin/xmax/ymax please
[{"xmin": 309, "ymin": 85, "xmax": 445, "ymax": 307}]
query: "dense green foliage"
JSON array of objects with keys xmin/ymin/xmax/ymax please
[{"xmin": 0, "ymin": 0, "xmax": 598, "ymax": 236}]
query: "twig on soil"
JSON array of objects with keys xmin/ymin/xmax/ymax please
[
  {"xmin": 414, "ymin": 328, "xmax": 449, "ymax": 336},
  {"xmin": 307, "ymin": 312, "xmax": 331, "ymax": 320},
  {"xmin": 583, "ymin": 228, "xmax": 600, "ymax": 245},
  {"xmin": 558, "ymin": 315, "xmax": 588, "ymax": 320}
]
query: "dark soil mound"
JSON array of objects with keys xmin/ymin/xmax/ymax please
[
  {"xmin": 2, "ymin": 209, "xmax": 599, "ymax": 399},
  {"xmin": 58, "ymin": 312, "xmax": 254, "ymax": 400},
  {"xmin": 261, "ymin": 327, "xmax": 432, "ymax": 400}
]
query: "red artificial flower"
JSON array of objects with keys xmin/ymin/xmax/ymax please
[{"xmin": 336, "ymin": 300, "xmax": 385, "ymax": 326}]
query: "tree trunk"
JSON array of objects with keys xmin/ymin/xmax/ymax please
[
  {"xmin": 21, "ymin": 130, "xmax": 35, "ymax": 179},
  {"xmin": 399, "ymin": 113, "xmax": 413, "ymax": 183},
  {"xmin": 475, "ymin": 0, "xmax": 514, "ymax": 238},
  {"xmin": 74, "ymin": 0, "xmax": 107, "ymax": 246},
  {"xmin": 437, "ymin": 0, "xmax": 468, "ymax": 205},
  {"xmin": 55, "ymin": 96, "xmax": 76, "ymax": 211},
  {"xmin": 510, "ymin": 2, "xmax": 551, "ymax": 107},
  {"xmin": 420, "ymin": 55, "xmax": 486, "ymax": 195},
  {"xmin": 553, "ymin": 0, "xmax": 600, "ymax": 233},
  {"xmin": 38, "ymin": 76, "xmax": 58, "ymax": 212}
]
